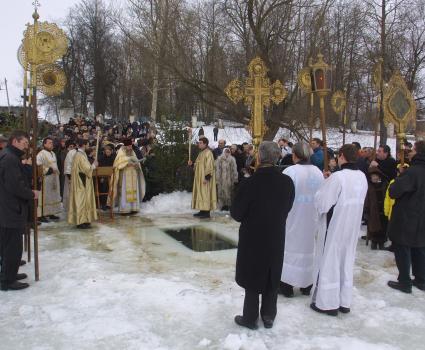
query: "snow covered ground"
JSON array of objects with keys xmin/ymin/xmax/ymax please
[
  {"xmin": 191, "ymin": 125, "xmax": 403, "ymax": 152},
  {"xmin": 1, "ymin": 192, "xmax": 424, "ymax": 350}
]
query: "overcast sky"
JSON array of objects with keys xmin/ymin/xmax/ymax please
[{"xmin": 0, "ymin": 0, "xmax": 81, "ymax": 106}]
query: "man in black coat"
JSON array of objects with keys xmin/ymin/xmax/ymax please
[
  {"xmin": 370, "ymin": 145, "xmax": 397, "ymax": 181},
  {"xmin": 231, "ymin": 141, "xmax": 295, "ymax": 330},
  {"xmin": 0, "ymin": 130, "xmax": 38, "ymax": 291},
  {"xmin": 387, "ymin": 140, "xmax": 425, "ymax": 294}
]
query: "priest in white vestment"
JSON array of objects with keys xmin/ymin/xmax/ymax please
[
  {"xmin": 36, "ymin": 137, "xmax": 62, "ymax": 221},
  {"xmin": 311, "ymin": 144, "xmax": 367, "ymax": 316},
  {"xmin": 109, "ymin": 139, "xmax": 145, "ymax": 214},
  {"xmin": 280, "ymin": 142, "xmax": 324, "ymax": 297}
]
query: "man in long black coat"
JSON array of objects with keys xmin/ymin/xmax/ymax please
[
  {"xmin": 0, "ymin": 131, "xmax": 38, "ymax": 291},
  {"xmin": 230, "ymin": 141, "xmax": 295, "ymax": 330},
  {"xmin": 387, "ymin": 141, "xmax": 425, "ymax": 293}
]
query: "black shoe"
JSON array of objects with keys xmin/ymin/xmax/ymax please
[
  {"xmin": 300, "ymin": 285, "xmax": 313, "ymax": 296},
  {"xmin": 49, "ymin": 215, "xmax": 60, "ymax": 220},
  {"xmin": 221, "ymin": 206, "xmax": 229, "ymax": 211},
  {"xmin": 412, "ymin": 280, "xmax": 425, "ymax": 291},
  {"xmin": 262, "ymin": 316, "xmax": 274, "ymax": 329},
  {"xmin": 387, "ymin": 281, "xmax": 412, "ymax": 294},
  {"xmin": 193, "ymin": 211, "xmax": 203, "ymax": 217},
  {"xmin": 339, "ymin": 306, "xmax": 350, "ymax": 314},
  {"xmin": 371, "ymin": 242, "xmax": 378, "ymax": 250},
  {"xmin": 39, "ymin": 217, "xmax": 49, "ymax": 223},
  {"xmin": 198, "ymin": 211, "xmax": 211, "ymax": 219},
  {"xmin": 310, "ymin": 303, "xmax": 338, "ymax": 316},
  {"xmin": 76, "ymin": 223, "xmax": 91, "ymax": 229},
  {"xmin": 279, "ymin": 282, "xmax": 294, "ymax": 298},
  {"xmin": 361, "ymin": 235, "xmax": 367, "ymax": 240},
  {"xmin": 234, "ymin": 315, "xmax": 258, "ymax": 330},
  {"xmin": 16, "ymin": 273, "xmax": 28, "ymax": 280},
  {"xmin": 20, "ymin": 260, "xmax": 26, "ymax": 266},
  {"xmin": 1, "ymin": 281, "xmax": 30, "ymax": 291}
]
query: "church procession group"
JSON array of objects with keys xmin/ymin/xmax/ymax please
[
  {"xmin": 190, "ymin": 134, "xmax": 425, "ymax": 329},
  {"xmin": 1, "ymin": 118, "xmax": 425, "ymax": 334}
]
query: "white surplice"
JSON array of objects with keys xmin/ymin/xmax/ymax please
[
  {"xmin": 312, "ymin": 167, "xmax": 367, "ymax": 310},
  {"xmin": 281, "ymin": 164, "xmax": 324, "ymax": 287}
]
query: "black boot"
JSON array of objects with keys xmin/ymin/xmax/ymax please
[
  {"xmin": 261, "ymin": 316, "xmax": 274, "ymax": 329},
  {"xmin": 1, "ymin": 281, "xmax": 30, "ymax": 291},
  {"xmin": 39, "ymin": 216, "xmax": 49, "ymax": 223},
  {"xmin": 193, "ymin": 211, "xmax": 203, "ymax": 217},
  {"xmin": 387, "ymin": 281, "xmax": 412, "ymax": 293},
  {"xmin": 371, "ymin": 242, "xmax": 378, "ymax": 250},
  {"xmin": 16, "ymin": 273, "xmax": 28, "ymax": 281},
  {"xmin": 300, "ymin": 285, "xmax": 313, "ymax": 296},
  {"xmin": 49, "ymin": 215, "xmax": 60, "ymax": 220},
  {"xmin": 279, "ymin": 282, "xmax": 294, "ymax": 298},
  {"xmin": 339, "ymin": 306, "xmax": 350, "ymax": 314},
  {"xmin": 310, "ymin": 303, "xmax": 338, "ymax": 316},
  {"xmin": 198, "ymin": 211, "xmax": 211, "ymax": 219},
  {"xmin": 413, "ymin": 280, "xmax": 425, "ymax": 291},
  {"xmin": 234, "ymin": 315, "xmax": 258, "ymax": 330}
]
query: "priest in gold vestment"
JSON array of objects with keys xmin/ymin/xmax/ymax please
[
  {"xmin": 68, "ymin": 140, "xmax": 98, "ymax": 229},
  {"xmin": 109, "ymin": 139, "xmax": 146, "ymax": 214},
  {"xmin": 189, "ymin": 137, "xmax": 217, "ymax": 218}
]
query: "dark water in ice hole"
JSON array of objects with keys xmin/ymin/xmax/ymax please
[{"xmin": 163, "ymin": 226, "xmax": 237, "ymax": 252}]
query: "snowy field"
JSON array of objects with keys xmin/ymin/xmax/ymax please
[
  {"xmin": 1, "ymin": 192, "xmax": 424, "ymax": 350},
  {"xmin": 191, "ymin": 125, "xmax": 403, "ymax": 152}
]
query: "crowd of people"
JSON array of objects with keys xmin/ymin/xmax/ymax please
[
  {"xmin": 188, "ymin": 134, "xmax": 425, "ymax": 329},
  {"xmin": 0, "ymin": 119, "xmax": 424, "ymax": 335}
]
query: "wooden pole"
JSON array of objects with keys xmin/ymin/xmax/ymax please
[
  {"xmin": 309, "ymin": 92, "xmax": 314, "ymax": 141},
  {"xmin": 31, "ymin": 68, "xmax": 40, "ymax": 281},
  {"xmin": 319, "ymin": 94, "xmax": 329, "ymax": 172}
]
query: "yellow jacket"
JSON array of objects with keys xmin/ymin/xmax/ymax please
[{"xmin": 384, "ymin": 179, "xmax": 395, "ymax": 219}]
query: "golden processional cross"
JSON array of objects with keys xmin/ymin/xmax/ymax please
[{"xmin": 225, "ymin": 57, "xmax": 287, "ymax": 148}]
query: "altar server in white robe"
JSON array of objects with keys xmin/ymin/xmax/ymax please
[
  {"xmin": 280, "ymin": 142, "xmax": 324, "ymax": 297},
  {"xmin": 311, "ymin": 144, "xmax": 367, "ymax": 316},
  {"xmin": 36, "ymin": 137, "xmax": 62, "ymax": 222}
]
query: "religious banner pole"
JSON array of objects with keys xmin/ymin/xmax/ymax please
[
  {"xmin": 331, "ymin": 90, "xmax": 347, "ymax": 146},
  {"xmin": 31, "ymin": 8, "xmax": 40, "ymax": 282},
  {"xmin": 95, "ymin": 130, "xmax": 101, "ymax": 163},
  {"xmin": 382, "ymin": 71, "xmax": 416, "ymax": 167},
  {"xmin": 298, "ymin": 58, "xmax": 313, "ymax": 141},
  {"xmin": 225, "ymin": 57, "xmax": 287, "ymax": 150},
  {"xmin": 311, "ymin": 53, "xmax": 332, "ymax": 172}
]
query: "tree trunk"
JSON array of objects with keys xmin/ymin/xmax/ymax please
[{"xmin": 150, "ymin": 62, "xmax": 159, "ymax": 122}]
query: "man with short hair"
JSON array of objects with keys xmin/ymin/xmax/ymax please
[
  {"xmin": 0, "ymin": 131, "xmax": 39, "ymax": 290},
  {"xmin": 352, "ymin": 142, "xmax": 368, "ymax": 175},
  {"xmin": 231, "ymin": 141, "xmax": 294, "ymax": 329},
  {"xmin": 387, "ymin": 141, "xmax": 425, "ymax": 293},
  {"xmin": 370, "ymin": 145, "xmax": 397, "ymax": 181},
  {"xmin": 278, "ymin": 138, "xmax": 291, "ymax": 158},
  {"xmin": 213, "ymin": 139, "xmax": 226, "ymax": 160},
  {"xmin": 68, "ymin": 139, "xmax": 98, "ymax": 229},
  {"xmin": 188, "ymin": 137, "xmax": 216, "ymax": 218},
  {"xmin": 311, "ymin": 144, "xmax": 368, "ymax": 316},
  {"xmin": 37, "ymin": 137, "xmax": 62, "ymax": 222},
  {"xmin": 310, "ymin": 138, "xmax": 324, "ymax": 171}
]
